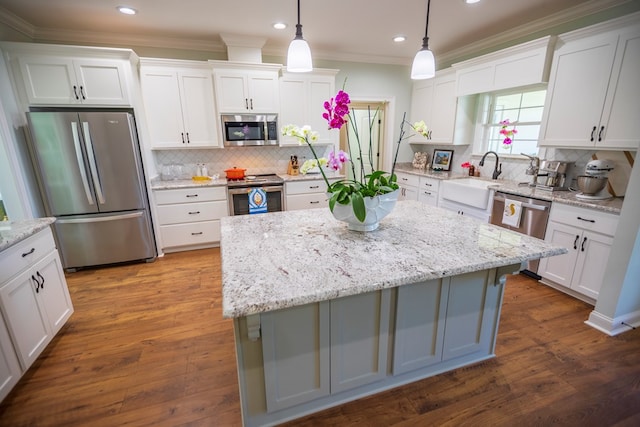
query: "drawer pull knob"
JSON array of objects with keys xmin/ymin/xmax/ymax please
[
  {"xmin": 188, "ymin": 211, "xmax": 201, "ymax": 215},
  {"xmin": 577, "ymin": 216, "xmax": 595, "ymax": 223},
  {"xmin": 185, "ymin": 194, "xmax": 198, "ymax": 198},
  {"xmin": 581, "ymin": 236, "xmax": 587, "ymax": 252},
  {"xmin": 573, "ymin": 235, "xmax": 579, "ymax": 250},
  {"xmin": 22, "ymin": 247, "xmax": 36, "ymax": 257},
  {"xmin": 191, "ymin": 231, "xmax": 203, "ymax": 236}
]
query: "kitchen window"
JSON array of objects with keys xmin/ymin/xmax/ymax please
[{"xmin": 476, "ymin": 87, "xmax": 547, "ymax": 156}]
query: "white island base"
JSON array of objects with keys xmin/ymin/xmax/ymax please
[{"xmin": 232, "ymin": 263, "xmax": 519, "ymax": 427}]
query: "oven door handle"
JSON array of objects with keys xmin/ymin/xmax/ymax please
[
  {"xmin": 228, "ymin": 185, "xmax": 283, "ymax": 195},
  {"xmin": 493, "ymin": 196, "xmax": 548, "ymax": 211}
]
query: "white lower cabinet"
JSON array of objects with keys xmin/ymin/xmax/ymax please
[
  {"xmin": 154, "ymin": 186, "xmax": 228, "ymax": 252},
  {"xmin": 285, "ymin": 178, "xmax": 336, "ymax": 211},
  {"xmin": 396, "ymin": 172, "xmax": 440, "ymax": 206},
  {"xmin": 538, "ymin": 203, "xmax": 619, "ymax": 301},
  {"xmin": 0, "ymin": 227, "xmax": 74, "ymax": 378},
  {"xmin": 0, "ymin": 312, "xmax": 21, "ymax": 401},
  {"xmin": 396, "ymin": 172, "xmax": 419, "ymax": 201}
]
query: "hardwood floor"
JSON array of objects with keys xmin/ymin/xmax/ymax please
[{"xmin": 1, "ymin": 248, "xmax": 639, "ymax": 426}]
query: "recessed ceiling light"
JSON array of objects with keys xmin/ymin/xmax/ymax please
[
  {"xmin": 464, "ymin": 0, "xmax": 481, "ymax": 4},
  {"xmin": 273, "ymin": 22, "xmax": 287, "ymax": 30},
  {"xmin": 117, "ymin": 6, "xmax": 137, "ymax": 15},
  {"xmin": 393, "ymin": 35, "xmax": 406, "ymax": 43}
]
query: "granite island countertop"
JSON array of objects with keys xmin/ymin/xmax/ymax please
[
  {"xmin": 221, "ymin": 201, "xmax": 567, "ymax": 318},
  {"xmin": 0, "ymin": 217, "xmax": 56, "ymax": 252}
]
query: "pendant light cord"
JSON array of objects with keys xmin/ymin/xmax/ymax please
[
  {"xmin": 422, "ymin": 0, "xmax": 431, "ymax": 49},
  {"xmin": 295, "ymin": 0, "xmax": 303, "ymax": 38}
]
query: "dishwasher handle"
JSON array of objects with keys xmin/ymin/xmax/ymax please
[{"xmin": 493, "ymin": 195, "xmax": 549, "ymax": 211}]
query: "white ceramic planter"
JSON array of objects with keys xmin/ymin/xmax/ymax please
[{"xmin": 330, "ymin": 189, "xmax": 399, "ymax": 231}]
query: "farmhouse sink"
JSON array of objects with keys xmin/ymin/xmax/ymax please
[{"xmin": 440, "ymin": 178, "xmax": 496, "ymax": 209}]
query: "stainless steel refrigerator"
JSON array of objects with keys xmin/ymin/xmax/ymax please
[{"xmin": 26, "ymin": 111, "xmax": 156, "ymax": 270}]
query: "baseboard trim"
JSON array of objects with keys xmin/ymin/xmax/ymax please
[{"xmin": 585, "ymin": 309, "xmax": 640, "ymax": 336}]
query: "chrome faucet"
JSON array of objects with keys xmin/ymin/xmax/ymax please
[{"xmin": 479, "ymin": 151, "xmax": 502, "ymax": 180}]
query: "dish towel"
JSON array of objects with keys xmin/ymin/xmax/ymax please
[
  {"xmin": 502, "ymin": 198, "xmax": 523, "ymax": 228},
  {"xmin": 249, "ymin": 188, "xmax": 267, "ymax": 214}
]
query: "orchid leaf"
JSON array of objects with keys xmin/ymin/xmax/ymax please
[{"xmin": 351, "ymin": 192, "xmax": 366, "ymax": 222}]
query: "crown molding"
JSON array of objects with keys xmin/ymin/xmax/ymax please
[
  {"xmin": 0, "ymin": 6, "xmax": 36, "ymax": 38},
  {"xmin": 436, "ymin": 0, "xmax": 634, "ymax": 67}
]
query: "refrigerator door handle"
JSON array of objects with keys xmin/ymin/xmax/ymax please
[
  {"xmin": 82, "ymin": 122, "xmax": 106, "ymax": 205},
  {"xmin": 71, "ymin": 121, "xmax": 95, "ymax": 206},
  {"xmin": 56, "ymin": 211, "xmax": 144, "ymax": 224}
]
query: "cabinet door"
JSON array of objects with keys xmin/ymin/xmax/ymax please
[
  {"xmin": 214, "ymin": 71, "xmax": 249, "ymax": 112},
  {"xmin": 598, "ymin": 28, "xmax": 640, "ymax": 149},
  {"xmin": 0, "ymin": 313, "xmax": 22, "ymax": 401},
  {"xmin": 571, "ymin": 231, "xmax": 613, "ymax": 299},
  {"xmin": 330, "ymin": 290, "xmax": 391, "ymax": 393},
  {"xmin": 279, "ymin": 77, "xmax": 307, "ymax": 146},
  {"xmin": 73, "ymin": 59, "xmax": 129, "ymax": 106},
  {"xmin": 399, "ymin": 186, "xmax": 418, "ymax": 201},
  {"xmin": 410, "ymin": 80, "xmax": 433, "ymax": 143},
  {"xmin": 17, "ymin": 55, "xmax": 77, "ymax": 105},
  {"xmin": 247, "ymin": 72, "xmax": 279, "ymax": 113},
  {"xmin": 538, "ymin": 221, "xmax": 581, "ymax": 287},
  {"xmin": 441, "ymin": 270, "xmax": 501, "ymax": 361},
  {"xmin": 308, "ymin": 78, "xmax": 336, "ymax": 145},
  {"xmin": 140, "ymin": 68, "xmax": 185, "ymax": 148},
  {"xmin": 393, "ymin": 280, "xmax": 447, "ymax": 375},
  {"xmin": 36, "ymin": 251, "xmax": 74, "ymax": 335},
  {"xmin": 0, "ymin": 267, "xmax": 51, "ymax": 370},
  {"xmin": 261, "ymin": 302, "xmax": 330, "ymax": 412},
  {"xmin": 429, "ymin": 75, "xmax": 457, "ymax": 143},
  {"xmin": 179, "ymin": 71, "xmax": 220, "ymax": 147},
  {"xmin": 539, "ymin": 32, "xmax": 619, "ymax": 147},
  {"xmin": 286, "ymin": 193, "xmax": 328, "ymax": 211}
]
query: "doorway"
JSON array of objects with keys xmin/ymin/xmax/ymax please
[{"xmin": 340, "ymin": 102, "xmax": 387, "ymax": 182}]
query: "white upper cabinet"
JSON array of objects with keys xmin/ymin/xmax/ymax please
[
  {"xmin": 17, "ymin": 55, "xmax": 130, "ymax": 106},
  {"xmin": 279, "ymin": 69, "xmax": 338, "ymax": 146},
  {"xmin": 539, "ymin": 18, "xmax": 640, "ymax": 149},
  {"xmin": 140, "ymin": 60, "xmax": 219, "ymax": 149},
  {"xmin": 452, "ymin": 36, "xmax": 555, "ymax": 96},
  {"xmin": 410, "ymin": 69, "xmax": 474, "ymax": 145},
  {"xmin": 211, "ymin": 62, "xmax": 280, "ymax": 113}
]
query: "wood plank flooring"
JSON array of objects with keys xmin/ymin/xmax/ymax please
[{"xmin": 1, "ymin": 248, "xmax": 639, "ymax": 426}]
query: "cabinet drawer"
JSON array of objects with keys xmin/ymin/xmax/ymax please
[
  {"xmin": 159, "ymin": 220, "xmax": 220, "ymax": 248},
  {"xmin": 396, "ymin": 172, "xmax": 419, "ymax": 188},
  {"xmin": 154, "ymin": 186, "xmax": 227, "ymax": 204},
  {"xmin": 549, "ymin": 203, "xmax": 619, "ymax": 236},
  {"xmin": 157, "ymin": 201, "xmax": 228, "ymax": 225},
  {"xmin": 286, "ymin": 179, "xmax": 330, "ymax": 195},
  {"xmin": 418, "ymin": 189, "xmax": 438, "ymax": 207},
  {"xmin": 0, "ymin": 227, "xmax": 55, "ymax": 284},
  {"xmin": 286, "ymin": 193, "xmax": 329, "ymax": 211},
  {"xmin": 419, "ymin": 176, "xmax": 440, "ymax": 191}
]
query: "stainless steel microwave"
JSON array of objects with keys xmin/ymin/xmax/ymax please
[{"xmin": 221, "ymin": 114, "xmax": 278, "ymax": 147}]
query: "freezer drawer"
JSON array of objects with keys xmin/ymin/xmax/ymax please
[{"xmin": 54, "ymin": 211, "xmax": 155, "ymax": 269}]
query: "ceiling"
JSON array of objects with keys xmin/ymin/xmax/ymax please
[{"xmin": 0, "ymin": 0, "xmax": 634, "ymax": 66}]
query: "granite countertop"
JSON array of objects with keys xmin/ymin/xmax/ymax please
[
  {"xmin": 0, "ymin": 217, "xmax": 56, "ymax": 252},
  {"xmin": 221, "ymin": 200, "xmax": 566, "ymax": 318},
  {"xmin": 150, "ymin": 177, "xmax": 228, "ymax": 190},
  {"xmin": 393, "ymin": 163, "xmax": 623, "ymax": 214},
  {"xmin": 279, "ymin": 172, "xmax": 345, "ymax": 182}
]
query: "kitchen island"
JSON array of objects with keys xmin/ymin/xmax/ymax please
[{"xmin": 221, "ymin": 201, "xmax": 565, "ymax": 426}]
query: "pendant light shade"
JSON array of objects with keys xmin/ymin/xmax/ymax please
[
  {"xmin": 287, "ymin": 0, "xmax": 312, "ymax": 72},
  {"xmin": 411, "ymin": 0, "xmax": 435, "ymax": 80}
]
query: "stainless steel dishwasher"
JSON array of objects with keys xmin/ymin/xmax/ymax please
[{"xmin": 491, "ymin": 191, "xmax": 552, "ymax": 278}]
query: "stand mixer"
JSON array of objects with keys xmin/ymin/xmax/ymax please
[{"xmin": 575, "ymin": 159, "xmax": 615, "ymax": 200}]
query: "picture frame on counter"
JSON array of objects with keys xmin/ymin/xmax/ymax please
[{"xmin": 432, "ymin": 149, "xmax": 454, "ymax": 171}]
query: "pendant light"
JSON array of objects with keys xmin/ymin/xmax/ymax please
[
  {"xmin": 411, "ymin": 0, "xmax": 435, "ymax": 80},
  {"xmin": 286, "ymin": 0, "xmax": 313, "ymax": 72}
]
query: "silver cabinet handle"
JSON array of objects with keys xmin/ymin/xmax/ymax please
[
  {"xmin": 82, "ymin": 122, "xmax": 105, "ymax": 204},
  {"xmin": 71, "ymin": 122, "xmax": 95, "ymax": 205},
  {"xmin": 57, "ymin": 211, "xmax": 143, "ymax": 224}
]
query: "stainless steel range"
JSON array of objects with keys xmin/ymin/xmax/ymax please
[{"xmin": 227, "ymin": 174, "xmax": 284, "ymax": 216}]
